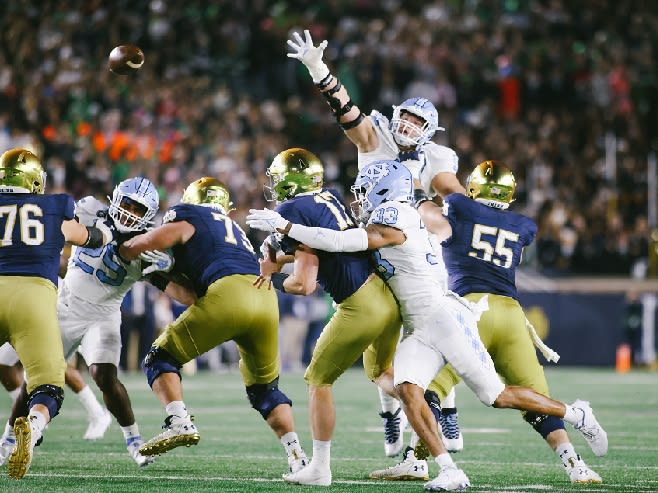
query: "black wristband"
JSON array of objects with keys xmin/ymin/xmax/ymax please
[
  {"xmin": 340, "ymin": 112, "xmax": 365, "ymax": 130},
  {"xmin": 315, "ymin": 73, "xmax": 334, "ymax": 90},
  {"xmin": 83, "ymin": 226, "xmax": 105, "ymax": 248},
  {"xmin": 270, "ymin": 272, "xmax": 289, "ymax": 292},
  {"xmin": 412, "ymin": 189, "xmax": 431, "ymax": 209}
]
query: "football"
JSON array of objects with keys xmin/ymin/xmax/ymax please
[{"xmin": 108, "ymin": 45, "xmax": 144, "ymax": 75}]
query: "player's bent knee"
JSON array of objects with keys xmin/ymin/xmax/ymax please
[
  {"xmin": 142, "ymin": 346, "xmax": 182, "ymax": 387},
  {"xmin": 246, "ymin": 376, "xmax": 292, "ymax": 419},
  {"xmin": 523, "ymin": 412, "xmax": 566, "ymax": 439},
  {"xmin": 28, "ymin": 384, "xmax": 64, "ymax": 419}
]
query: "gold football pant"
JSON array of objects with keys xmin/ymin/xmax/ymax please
[
  {"xmin": 0, "ymin": 276, "xmax": 66, "ymax": 393},
  {"xmin": 305, "ymin": 274, "xmax": 402, "ymax": 386},
  {"xmin": 430, "ymin": 293, "xmax": 550, "ymax": 399},
  {"xmin": 153, "ymin": 274, "xmax": 280, "ymax": 387}
]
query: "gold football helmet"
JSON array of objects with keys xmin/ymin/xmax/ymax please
[
  {"xmin": 265, "ymin": 147, "xmax": 323, "ymax": 202},
  {"xmin": 466, "ymin": 160, "xmax": 516, "ymax": 209},
  {"xmin": 0, "ymin": 148, "xmax": 46, "ymax": 194},
  {"xmin": 181, "ymin": 177, "xmax": 233, "ymax": 212}
]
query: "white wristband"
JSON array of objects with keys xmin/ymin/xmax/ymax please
[{"xmin": 288, "ymin": 224, "xmax": 368, "ymax": 252}]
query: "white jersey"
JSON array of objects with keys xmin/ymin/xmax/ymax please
[
  {"xmin": 368, "ymin": 201, "xmax": 504, "ymax": 405},
  {"xmin": 63, "ymin": 196, "xmax": 143, "ymax": 313},
  {"xmin": 358, "ymin": 110, "xmax": 459, "ymax": 197},
  {"xmin": 368, "ymin": 201, "xmax": 446, "ymax": 329}
]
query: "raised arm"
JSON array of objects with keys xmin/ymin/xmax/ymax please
[{"xmin": 287, "ymin": 29, "xmax": 378, "ymax": 152}]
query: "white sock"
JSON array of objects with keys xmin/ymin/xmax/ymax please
[
  {"xmin": 556, "ymin": 442, "xmax": 580, "ymax": 467},
  {"xmin": 311, "ymin": 439, "xmax": 331, "ymax": 467},
  {"xmin": 435, "ymin": 452, "xmax": 455, "ymax": 470},
  {"xmin": 281, "ymin": 432, "xmax": 304, "ymax": 456},
  {"xmin": 77, "ymin": 385, "xmax": 105, "ymax": 417},
  {"xmin": 28, "ymin": 410, "xmax": 47, "ymax": 434},
  {"xmin": 2, "ymin": 420, "xmax": 13, "ymax": 439},
  {"xmin": 378, "ymin": 387, "xmax": 400, "ymax": 414},
  {"xmin": 120, "ymin": 423, "xmax": 141, "ymax": 441},
  {"xmin": 8, "ymin": 387, "xmax": 21, "ymax": 403},
  {"xmin": 165, "ymin": 401, "xmax": 189, "ymax": 419},
  {"xmin": 442, "ymin": 388, "xmax": 456, "ymax": 408},
  {"xmin": 562, "ymin": 404, "xmax": 579, "ymax": 425}
]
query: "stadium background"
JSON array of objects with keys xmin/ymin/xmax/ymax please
[{"xmin": 1, "ymin": 0, "xmax": 656, "ymax": 369}]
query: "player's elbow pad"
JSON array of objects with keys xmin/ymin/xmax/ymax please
[{"xmin": 288, "ymin": 224, "xmax": 368, "ymax": 252}]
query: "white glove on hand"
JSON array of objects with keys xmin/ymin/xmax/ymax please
[
  {"xmin": 140, "ymin": 250, "xmax": 175, "ymax": 276},
  {"xmin": 247, "ymin": 209, "xmax": 289, "ymax": 233},
  {"xmin": 260, "ymin": 233, "xmax": 282, "ymax": 260},
  {"xmin": 287, "ymin": 29, "xmax": 330, "ymax": 83}
]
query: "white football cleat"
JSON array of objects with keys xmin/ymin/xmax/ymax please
[
  {"xmin": 381, "ymin": 407, "xmax": 408, "ymax": 457},
  {"xmin": 127, "ymin": 436, "xmax": 155, "ymax": 467},
  {"xmin": 287, "ymin": 449, "xmax": 309, "ymax": 474},
  {"xmin": 8, "ymin": 416, "xmax": 42, "ymax": 480},
  {"xmin": 282, "ymin": 460, "xmax": 332, "ymax": 486},
  {"xmin": 369, "ymin": 447, "xmax": 429, "ymax": 481},
  {"xmin": 424, "ymin": 465, "xmax": 470, "ymax": 491},
  {"xmin": 84, "ymin": 409, "xmax": 112, "ymax": 440},
  {"xmin": 0, "ymin": 432, "xmax": 16, "ymax": 466},
  {"xmin": 139, "ymin": 415, "xmax": 200, "ymax": 456},
  {"xmin": 571, "ymin": 399, "xmax": 608, "ymax": 456},
  {"xmin": 565, "ymin": 456, "xmax": 602, "ymax": 484}
]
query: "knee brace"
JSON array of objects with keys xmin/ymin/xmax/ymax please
[
  {"xmin": 424, "ymin": 389, "xmax": 442, "ymax": 422},
  {"xmin": 523, "ymin": 412, "xmax": 566, "ymax": 439},
  {"xmin": 142, "ymin": 346, "xmax": 182, "ymax": 387},
  {"xmin": 246, "ymin": 376, "xmax": 292, "ymax": 420},
  {"xmin": 28, "ymin": 384, "xmax": 64, "ymax": 419}
]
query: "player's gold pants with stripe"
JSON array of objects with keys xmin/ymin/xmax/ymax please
[
  {"xmin": 305, "ymin": 273, "xmax": 402, "ymax": 386},
  {"xmin": 0, "ymin": 276, "xmax": 66, "ymax": 393},
  {"xmin": 430, "ymin": 293, "xmax": 550, "ymax": 401},
  {"xmin": 153, "ymin": 274, "xmax": 281, "ymax": 387}
]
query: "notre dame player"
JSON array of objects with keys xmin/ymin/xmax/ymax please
[
  {"xmin": 250, "ymin": 148, "xmax": 403, "ymax": 486},
  {"xmin": 415, "ymin": 160, "xmax": 604, "ymax": 484},
  {"xmin": 118, "ymin": 177, "xmax": 308, "ymax": 476},
  {"xmin": 0, "ymin": 148, "xmax": 113, "ymax": 479}
]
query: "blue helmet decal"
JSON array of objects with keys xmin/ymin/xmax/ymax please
[{"xmin": 350, "ymin": 160, "xmax": 413, "ymax": 222}]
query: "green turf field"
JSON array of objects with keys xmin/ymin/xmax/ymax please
[{"xmin": 0, "ymin": 367, "xmax": 656, "ymax": 492}]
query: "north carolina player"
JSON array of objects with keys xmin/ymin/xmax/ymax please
[
  {"xmin": 247, "ymin": 160, "xmax": 608, "ymax": 492},
  {"xmin": 0, "ymin": 176, "xmax": 163, "ymax": 468},
  {"xmin": 0, "ymin": 148, "xmax": 114, "ymax": 479},
  {"xmin": 117, "ymin": 177, "xmax": 308, "ymax": 476},
  {"xmin": 410, "ymin": 161, "xmax": 602, "ymax": 484},
  {"xmin": 250, "ymin": 148, "xmax": 402, "ymax": 486},
  {"xmin": 287, "ymin": 29, "xmax": 464, "ymax": 455}
]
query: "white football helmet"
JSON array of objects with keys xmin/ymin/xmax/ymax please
[
  {"xmin": 390, "ymin": 97, "xmax": 444, "ymax": 148},
  {"xmin": 350, "ymin": 160, "xmax": 413, "ymax": 223},
  {"xmin": 108, "ymin": 177, "xmax": 159, "ymax": 233}
]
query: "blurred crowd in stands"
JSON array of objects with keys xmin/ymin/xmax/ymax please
[{"xmin": 1, "ymin": 0, "xmax": 655, "ymax": 279}]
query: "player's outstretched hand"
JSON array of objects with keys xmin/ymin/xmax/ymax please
[
  {"xmin": 287, "ymin": 29, "xmax": 330, "ymax": 83},
  {"xmin": 246, "ymin": 209, "xmax": 289, "ymax": 234}
]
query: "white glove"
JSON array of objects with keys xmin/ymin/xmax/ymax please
[
  {"xmin": 247, "ymin": 209, "xmax": 289, "ymax": 233},
  {"xmin": 140, "ymin": 250, "xmax": 175, "ymax": 276},
  {"xmin": 260, "ymin": 233, "xmax": 282, "ymax": 260},
  {"xmin": 287, "ymin": 29, "xmax": 330, "ymax": 83}
]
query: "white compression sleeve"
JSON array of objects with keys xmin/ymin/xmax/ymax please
[{"xmin": 287, "ymin": 224, "xmax": 369, "ymax": 252}]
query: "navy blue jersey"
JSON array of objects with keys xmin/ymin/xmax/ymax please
[
  {"xmin": 0, "ymin": 193, "xmax": 74, "ymax": 285},
  {"xmin": 163, "ymin": 203, "xmax": 259, "ymax": 297},
  {"xmin": 277, "ymin": 188, "xmax": 372, "ymax": 304},
  {"xmin": 441, "ymin": 193, "xmax": 537, "ymax": 300}
]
